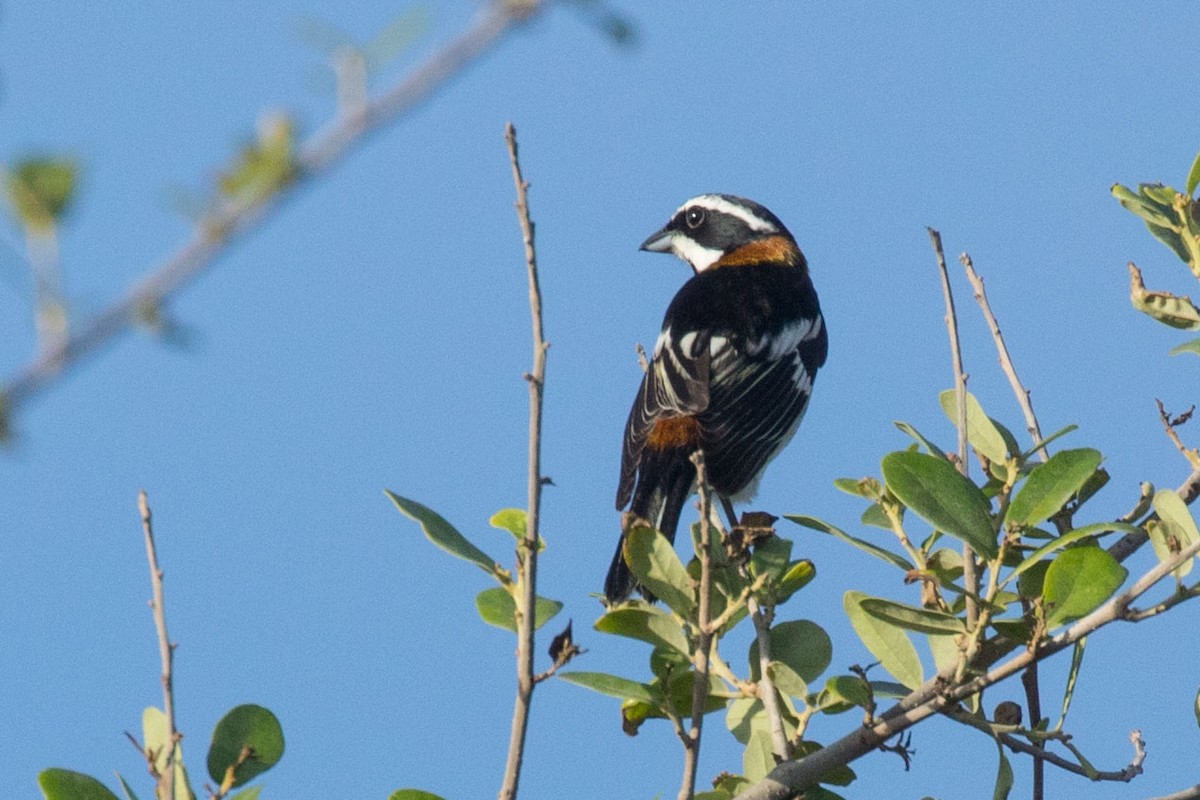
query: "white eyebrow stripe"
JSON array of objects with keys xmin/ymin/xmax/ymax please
[{"xmin": 676, "ymin": 195, "xmax": 779, "ymax": 233}]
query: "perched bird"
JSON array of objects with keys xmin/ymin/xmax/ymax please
[{"xmin": 605, "ymin": 194, "xmax": 827, "ymax": 604}]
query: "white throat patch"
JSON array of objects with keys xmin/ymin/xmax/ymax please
[{"xmin": 671, "ymin": 233, "xmax": 723, "ymax": 272}]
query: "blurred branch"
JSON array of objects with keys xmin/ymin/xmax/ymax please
[
  {"xmin": 0, "ymin": 1, "xmax": 545, "ymax": 424},
  {"xmin": 139, "ymin": 490, "xmax": 178, "ymax": 800},
  {"xmin": 734, "ymin": 535, "xmax": 1200, "ymax": 800},
  {"xmin": 1150, "ymin": 784, "xmax": 1200, "ymax": 800},
  {"xmin": 499, "ymin": 120, "xmax": 549, "ymax": 800}
]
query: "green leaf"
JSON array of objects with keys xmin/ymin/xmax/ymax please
[
  {"xmin": 927, "ymin": 632, "xmax": 959, "ymax": 672},
  {"xmin": 1169, "ymin": 337, "xmax": 1200, "ymax": 357},
  {"xmin": 749, "ymin": 534, "xmax": 793, "ymax": 583},
  {"xmin": 1058, "ymin": 640, "xmax": 1086, "ymax": 730},
  {"xmin": 1194, "ymin": 686, "xmax": 1200, "ymax": 730},
  {"xmin": 822, "ymin": 674, "xmax": 872, "ymax": 710},
  {"xmin": 230, "ymin": 788, "xmax": 263, "ymax": 800},
  {"xmin": 992, "ymin": 737, "xmax": 1014, "ymax": 800},
  {"xmin": 749, "ymin": 620, "xmax": 832, "ymax": 684},
  {"xmin": 1043, "ymin": 547, "xmax": 1128, "ymax": 627},
  {"xmin": 1129, "ymin": 266, "xmax": 1200, "ymax": 330},
  {"xmin": 845, "ymin": 591, "xmax": 923, "ymax": 689},
  {"xmin": 860, "ymin": 597, "xmax": 966, "ymax": 635},
  {"xmin": 386, "ymin": 491, "xmax": 498, "ymax": 576},
  {"xmin": 776, "ymin": 559, "xmax": 816, "ymax": 603},
  {"xmin": 558, "ymin": 671, "xmax": 656, "ymax": 704},
  {"xmin": 4, "ymin": 157, "xmax": 79, "ymax": 228},
  {"xmin": 1187, "ymin": 148, "xmax": 1200, "ymax": 197},
  {"xmin": 114, "ymin": 773, "xmax": 140, "ymax": 800},
  {"xmin": 834, "ymin": 476, "xmax": 882, "ymax": 498},
  {"xmin": 786, "ymin": 515, "xmax": 913, "ymax": 571},
  {"xmin": 743, "ymin": 727, "xmax": 776, "ymax": 783},
  {"xmin": 38, "ymin": 770, "xmax": 120, "ymax": 800},
  {"xmin": 726, "ymin": 697, "xmax": 767, "ymax": 744},
  {"xmin": 893, "ymin": 421, "xmax": 946, "ymax": 457},
  {"xmin": 1007, "ymin": 522, "xmax": 1140, "ymax": 586},
  {"xmin": 624, "ymin": 525, "xmax": 696, "ymax": 617},
  {"xmin": 1151, "ymin": 489, "xmax": 1200, "ymax": 578},
  {"xmin": 206, "ymin": 704, "xmax": 285, "ymax": 787},
  {"xmin": 489, "ymin": 508, "xmax": 544, "ymax": 550},
  {"xmin": 1020, "ymin": 424, "xmax": 1078, "ymax": 460},
  {"xmin": 767, "ymin": 659, "xmax": 811, "ymax": 699},
  {"xmin": 143, "ymin": 707, "xmax": 194, "ymax": 800},
  {"xmin": 1006, "ymin": 449, "xmax": 1102, "ymax": 528},
  {"xmin": 474, "ymin": 586, "xmax": 562, "ymax": 632},
  {"xmin": 388, "ymin": 791, "xmax": 448, "ymax": 800},
  {"xmin": 938, "ymin": 390, "xmax": 1009, "ymax": 464},
  {"xmin": 595, "ymin": 605, "xmax": 690, "ymax": 655},
  {"xmin": 881, "ymin": 451, "xmax": 998, "ymax": 559}
]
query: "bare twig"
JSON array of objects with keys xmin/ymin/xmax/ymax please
[
  {"xmin": 1000, "ymin": 728, "xmax": 1145, "ymax": 783},
  {"xmin": 498, "ymin": 122, "xmax": 549, "ymax": 800},
  {"xmin": 1155, "ymin": 400, "xmax": 1200, "ymax": 469},
  {"xmin": 928, "ymin": 228, "xmax": 978, "ymax": 630},
  {"xmin": 681, "ymin": 450, "xmax": 717, "ymax": 800},
  {"xmin": 1, "ymin": 2, "xmax": 544, "ymax": 421},
  {"xmin": 139, "ymin": 490, "xmax": 178, "ymax": 800},
  {"xmin": 961, "ymin": 253, "xmax": 1047, "ymax": 462},
  {"xmin": 1150, "ymin": 784, "xmax": 1200, "ymax": 800},
  {"xmin": 733, "ymin": 536, "xmax": 1200, "ymax": 800}
]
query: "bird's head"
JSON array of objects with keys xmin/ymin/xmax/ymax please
[{"xmin": 639, "ymin": 194, "xmax": 802, "ymax": 273}]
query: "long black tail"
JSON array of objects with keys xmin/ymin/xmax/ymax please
[{"xmin": 605, "ymin": 448, "xmax": 696, "ymax": 604}]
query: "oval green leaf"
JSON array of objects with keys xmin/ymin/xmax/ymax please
[
  {"xmin": 1152, "ymin": 489, "xmax": 1199, "ymax": 578},
  {"xmin": 845, "ymin": 591, "xmax": 923, "ymax": 690},
  {"xmin": 489, "ymin": 508, "xmax": 542, "ymax": 550},
  {"xmin": 1007, "ymin": 521, "xmax": 1142, "ymax": 586},
  {"xmin": 881, "ymin": 451, "xmax": 998, "ymax": 559},
  {"xmin": 595, "ymin": 605, "xmax": 689, "ymax": 655},
  {"xmin": 624, "ymin": 525, "xmax": 695, "ymax": 618},
  {"xmin": 386, "ymin": 492, "xmax": 498, "ymax": 575},
  {"xmin": 749, "ymin": 619, "xmax": 832, "ymax": 684},
  {"xmin": 860, "ymin": 597, "xmax": 966, "ymax": 635},
  {"xmin": 1006, "ymin": 449, "xmax": 1102, "ymax": 529},
  {"xmin": 206, "ymin": 704, "xmax": 285, "ymax": 787},
  {"xmin": 1043, "ymin": 547, "xmax": 1128, "ymax": 628},
  {"xmin": 38, "ymin": 770, "xmax": 121, "ymax": 800},
  {"xmin": 388, "ymin": 791, "xmax": 448, "ymax": 800},
  {"xmin": 938, "ymin": 389, "xmax": 1009, "ymax": 464},
  {"xmin": 474, "ymin": 586, "xmax": 562, "ymax": 632}
]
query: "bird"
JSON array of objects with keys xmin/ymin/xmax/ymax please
[{"xmin": 604, "ymin": 194, "xmax": 827, "ymax": 604}]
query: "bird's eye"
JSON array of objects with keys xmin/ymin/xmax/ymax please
[{"xmin": 685, "ymin": 207, "xmax": 706, "ymax": 229}]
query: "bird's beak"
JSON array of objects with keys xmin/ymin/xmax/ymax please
[{"xmin": 639, "ymin": 227, "xmax": 674, "ymax": 253}]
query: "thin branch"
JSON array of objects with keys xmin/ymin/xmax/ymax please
[
  {"xmin": 1, "ymin": 1, "xmax": 543, "ymax": 420},
  {"xmin": 498, "ymin": 121, "xmax": 549, "ymax": 800},
  {"xmin": 733, "ymin": 536, "xmax": 1200, "ymax": 800},
  {"xmin": 1155, "ymin": 399, "xmax": 1200, "ymax": 469},
  {"xmin": 999, "ymin": 728, "xmax": 1145, "ymax": 783},
  {"xmin": 1109, "ymin": 463, "xmax": 1200, "ymax": 564},
  {"xmin": 961, "ymin": 252, "xmax": 1046, "ymax": 462},
  {"xmin": 1150, "ymin": 784, "xmax": 1200, "ymax": 800},
  {"xmin": 928, "ymin": 228, "xmax": 978, "ymax": 631},
  {"xmin": 139, "ymin": 490, "xmax": 178, "ymax": 800},
  {"xmin": 681, "ymin": 450, "xmax": 717, "ymax": 800},
  {"xmin": 748, "ymin": 595, "xmax": 790, "ymax": 761}
]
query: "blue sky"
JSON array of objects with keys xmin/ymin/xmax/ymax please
[{"xmin": 3, "ymin": 3, "xmax": 1199, "ymax": 799}]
